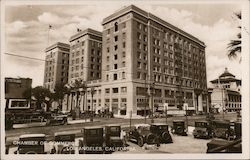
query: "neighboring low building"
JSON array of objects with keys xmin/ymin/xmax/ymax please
[
  {"xmin": 5, "ymin": 77, "xmax": 32, "ymax": 109},
  {"xmin": 209, "ymin": 68, "xmax": 241, "ymax": 113}
]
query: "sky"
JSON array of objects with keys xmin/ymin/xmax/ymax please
[{"xmin": 2, "ymin": 1, "xmax": 243, "ymax": 87}]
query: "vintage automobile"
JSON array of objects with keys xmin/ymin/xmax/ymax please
[
  {"xmin": 150, "ymin": 123, "xmax": 172, "ymax": 143},
  {"xmin": 207, "ymin": 138, "xmax": 242, "ymax": 153},
  {"xmin": 51, "ymin": 132, "xmax": 75, "ymax": 154},
  {"xmin": 213, "ymin": 120, "xmax": 234, "ymax": 140},
  {"xmin": 127, "ymin": 124, "xmax": 159, "ymax": 147},
  {"xmin": 104, "ymin": 125, "xmax": 124, "ymax": 148},
  {"xmin": 171, "ymin": 120, "xmax": 187, "ymax": 136},
  {"xmin": 47, "ymin": 113, "xmax": 68, "ymax": 126},
  {"xmin": 14, "ymin": 134, "xmax": 46, "ymax": 154},
  {"xmin": 79, "ymin": 126, "xmax": 104, "ymax": 154},
  {"xmin": 193, "ymin": 121, "xmax": 213, "ymax": 139}
]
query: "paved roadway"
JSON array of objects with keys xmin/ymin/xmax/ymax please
[{"xmin": 5, "ymin": 113, "xmax": 237, "ymax": 144}]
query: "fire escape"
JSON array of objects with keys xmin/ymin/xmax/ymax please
[{"xmin": 174, "ymin": 42, "xmax": 183, "ymax": 110}]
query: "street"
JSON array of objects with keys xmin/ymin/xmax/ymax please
[{"xmin": 6, "ymin": 112, "xmax": 238, "ymax": 154}]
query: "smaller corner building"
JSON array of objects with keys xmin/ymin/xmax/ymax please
[
  {"xmin": 5, "ymin": 77, "xmax": 33, "ymax": 110},
  {"xmin": 209, "ymin": 68, "xmax": 241, "ymax": 113}
]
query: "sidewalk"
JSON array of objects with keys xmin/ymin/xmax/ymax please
[{"xmin": 13, "ymin": 118, "xmax": 100, "ymax": 129}]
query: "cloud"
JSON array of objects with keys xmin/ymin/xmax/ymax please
[
  {"xmin": 5, "ymin": 20, "xmax": 27, "ymax": 34},
  {"xmin": 38, "ymin": 12, "xmax": 66, "ymax": 25}
]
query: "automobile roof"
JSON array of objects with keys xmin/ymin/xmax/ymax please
[
  {"xmin": 54, "ymin": 131, "xmax": 76, "ymax": 136},
  {"xmin": 82, "ymin": 126, "xmax": 103, "ymax": 129},
  {"xmin": 134, "ymin": 124, "xmax": 150, "ymax": 128}
]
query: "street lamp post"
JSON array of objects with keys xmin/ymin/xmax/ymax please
[
  {"xmin": 184, "ymin": 98, "xmax": 188, "ymax": 132},
  {"xmin": 150, "ymin": 82, "xmax": 155, "ymax": 123},
  {"xmin": 90, "ymin": 86, "xmax": 95, "ymax": 122}
]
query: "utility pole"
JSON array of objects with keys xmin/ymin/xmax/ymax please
[{"xmin": 150, "ymin": 82, "xmax": 155, "ymax": 123}]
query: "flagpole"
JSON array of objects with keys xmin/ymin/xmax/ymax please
[{"xmin": 47, "ymin": 25, "xmax": 52, "ymax": 47}]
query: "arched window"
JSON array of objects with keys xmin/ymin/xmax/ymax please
[{"xmin": 114, "ymin": 22, "xmax": 118, "ymax": 32}]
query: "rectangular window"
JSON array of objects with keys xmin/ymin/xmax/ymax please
[
  {"xmin": 121, "ymin": 87, "xmax": 127, "ymax": 93},
  {"xmin": 123, "ymin": 42, "xmax": 126, "ymax": 48},
  {"xmin": 113, "ymin": 88, "xmax": 119, "ymax": 93},
  {"xmin": 114, "ymin": 45, "xmax": 118, "ymax": 50},
  {"xmin": 105, "ymin": 88, "xmax": 110, "ymax": 93},
  {"xmin": 122, "ymin": 72, "xmax": 126, "ymax": 79},
  {"xmin": 114, "ymin": 54, "xmax": 118, "ymax": 60},
  {"xmin": 114, "ymin": 73, "xmax": 118, "ymax": 80},
  {"xmin": 114, "ymin": 36, "xmax": 118, "ymax": 42},
  {"xmin": 122, "ymin": 52, "xmax": 126, "ymax": 58},
  {"xmin": 137, "ymin": 32, "xmax": 141, "ymax": 40},
  {"xmin": 114, "ymin": 64, "xmax": 118, "ymax": 69},
  {"xmin": 91, "ymin": 49, "xmax": 95, "ymax": 54}
]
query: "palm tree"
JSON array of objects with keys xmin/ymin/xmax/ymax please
[
  {"xmin": 227, "ymin": 12, "xmax": 241, "ymax": 59},
  {"xmin": 71, "ymin": 79, "xmax": 87, "ymax": 117}
]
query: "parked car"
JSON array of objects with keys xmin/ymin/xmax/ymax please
[
  {"xmin": 207, "ymin": 138, "xmax": 242, "ymax": 153},
  {"xmin": 150, "ymin": 123, "xmax": 172, "ymax": 143},
  {"xmin": 47, "ymin": 114, "xmax": 68, "ymax": 126},
  {"xmin": 193, "ymin": 121, "xmax": 213, "ymax": 139},
  {"xmin": 212, "ymin": 120, "xmax": 234, "ymax": 140},
  {"xmin": 104, "ymin": 125, "xmax": 124, "ymax": 148},
  {"xmin": 171, "ymin": 120, "xmax": 187, "ymax": 136},
  {"xmin": 79, "ymin": 126, "xmax": 104, "ymax": 154},
  {"xmin": 127, "ymin": 124, "xmax": 159, "ymax": 147},
  {"xmin": 51, "ymin": 132, "xmax": 75, "ymax": 154},
  {"xmin": 14, "ymin": 134, "xmax": 46, "ymax": 154}
]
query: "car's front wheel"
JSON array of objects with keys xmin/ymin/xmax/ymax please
[
  {"xmin": 162, "ymin": 132, "xmax": 171, "ymax": 142},
  {"xmin": 137, "ymin": 136, "xmax": 144, "ymax": 147}
]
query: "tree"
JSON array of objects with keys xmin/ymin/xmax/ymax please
[
  {"xmin": 71, "ymin": 79, "xmax": 87, "ymax": 110},
  {"xmin": 227, "ymin": 12, "xmax": 241, "ymax": 59},
  {"xmin": 31, "ymin": 86, "xmax": 52, "ymax": 111},
  {"xmin": 53, "ymin": 83, "xmax": 67, "ymax": 110}
]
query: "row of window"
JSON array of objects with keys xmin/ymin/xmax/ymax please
[
  {"xmin": 106, "ymin": 22, "xmax": 126, "ymax": 34},
  {"xmin": 106, "ymin": 62, "xmax": 126, "ymax": 70},
  {"xmin": 106, "ymin": 72, "xmax": 126, "ymax": 81},
  {"xmin": 105, "ymin": 87, "xmax": 127, "ymax": 94}
]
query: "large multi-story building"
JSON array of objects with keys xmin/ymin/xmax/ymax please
[
  {"xmin": 68, "ymin": 28, "xmax": 102, "ymax": 84},
  {"xmin": 43, "ymin": 42, "xmax": 70, "ymax": 91},
  {"xmin": 209, "ymin": 68, "xmax": 241, "ymax": 113},
  {"xmin": 100, "ymin": 5, "xmax": 208, "ymax": 117}
]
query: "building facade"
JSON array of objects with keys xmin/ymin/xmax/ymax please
[
  {"xmin": 5, "ymin": 77, "xmax": 32, "ymax": 109},
  {"xmin": 210, "ymin": 68, "xmax": 241, "ymax": 113},
  {"xmin": 100, "ymin": 5, "xmax": 208, "ymax": 117},
  {"xmin": 68, "ymin": 28, "xmax": 102, "ymax": 84},
  {"xmin": 43, "ymin": 42, "xmax": 70, "ymax": 91}
]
